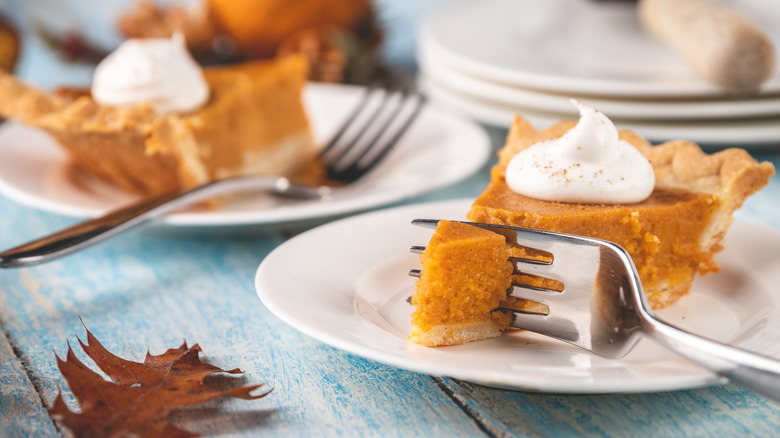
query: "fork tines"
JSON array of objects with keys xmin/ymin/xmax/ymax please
[
  {"xmin": 409, "ymin": 219, "xmax": 566, "ymax": 316},
  {"xmin": 320, "ymin": 81, "xmax": 426, "ymax": 183}
]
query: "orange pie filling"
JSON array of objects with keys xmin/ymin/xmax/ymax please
[{"xmin": 468, "ymin": 182, "xmax": 718, "ymax": 308}]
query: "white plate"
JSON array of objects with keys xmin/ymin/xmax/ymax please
[
  {"xmin": 256, "ymin": 199, "xmax": 780, "ymax": 393},
  {"xmin": 419, "ymin": 48, "xmax": 780, "ymax": 121},
  {"xmin": 0, "ymin": 83, "xmax": 490, "ymax": 227},
  {"xmin": 420, "ymin": 0, "xmax": 780, "ymax": 97},
  {"xmin": 420, "ymin": 76, "xmax": 780, "ymax": 146}
]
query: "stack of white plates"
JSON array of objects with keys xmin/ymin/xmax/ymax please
[{"xmin": 417, "ymin": 0, "xmax": 780, "ymax": 147}]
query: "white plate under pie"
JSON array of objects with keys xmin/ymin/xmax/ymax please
[
  {"xmin": 255, "ymin": 199, "xmax": 780, "ymax": 393},
  {"xmin": 420, "ymin": 0, "xmax": 780, "ymax": 98},
  {"xmin": 0, "ymin": 83, "xmax": 490, "ymax": 227}
]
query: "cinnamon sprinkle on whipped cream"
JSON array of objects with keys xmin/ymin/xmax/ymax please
[{"xmin": 505, "ymin": 100, "xmax": 655, "ymax": 204}]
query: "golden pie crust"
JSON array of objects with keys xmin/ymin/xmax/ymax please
[{"xmin": 0, "ymin": 55, "xmax": 314, "ymax": 196}]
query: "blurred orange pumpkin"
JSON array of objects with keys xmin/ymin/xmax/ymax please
[{"xmin": 206, "ymin": 0, "xmax": 375, "ymax": 59}]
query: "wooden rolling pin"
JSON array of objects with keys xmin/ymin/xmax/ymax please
[{"xmin": 638, "ymin": 0, "xmax": 775, "ymax": 93}]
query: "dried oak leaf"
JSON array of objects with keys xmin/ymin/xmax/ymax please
[{"xmin": 49, "ymin": 325, "xmax": 270, "ymax": 438}]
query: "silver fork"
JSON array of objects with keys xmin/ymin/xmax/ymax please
[
  {"xmin": 412, "ymin": 219, "xmax": 780, "ymax": 402},
  {"xmin": 0, "ymin": 83, "xmax": 425, "ymax": 268}
]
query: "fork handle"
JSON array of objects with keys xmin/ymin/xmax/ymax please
[
  {"xmin": 643, "ymin": 314, "xmax": 780, "ymax": 402},
  {"xmin": 0, "ymin": 176, "xmax": 318, "ymax": 268}
]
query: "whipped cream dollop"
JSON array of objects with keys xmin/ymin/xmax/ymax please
[
  {"xmin": 91, "ymin": 35, "xmax": 209, "ymax": 114},
  {"xmin": 505, "ymin": 100, "xmax": 655, "ymax": 204}
]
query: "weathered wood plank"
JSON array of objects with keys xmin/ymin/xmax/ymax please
[
  {"xmin": 438, "ymin": 378, "xmax": 780, "ymax": 437},
  {"xmin": 0, "ymin": 198, "xmax": 485, "ymax": 437},
  {"xmin": 0, "ymin": 329, "xmax": 59, "ymax": 437}
]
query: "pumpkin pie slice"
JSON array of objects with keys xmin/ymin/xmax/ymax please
[
  {"xmin": 0, "ymin": 55, "xmax": 314, "ymax": 196},
  {"xmin": 410, "ymin": 220, "xmax": 514, "ymax": 346},
  {"xmin": 467, "ymin": 116, "xmax": 775, "ymax": 309}
]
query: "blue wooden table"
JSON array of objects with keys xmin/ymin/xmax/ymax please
[{"xmin": 3, "ymin": 2, "xmax": 780, "ymax": 437}]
